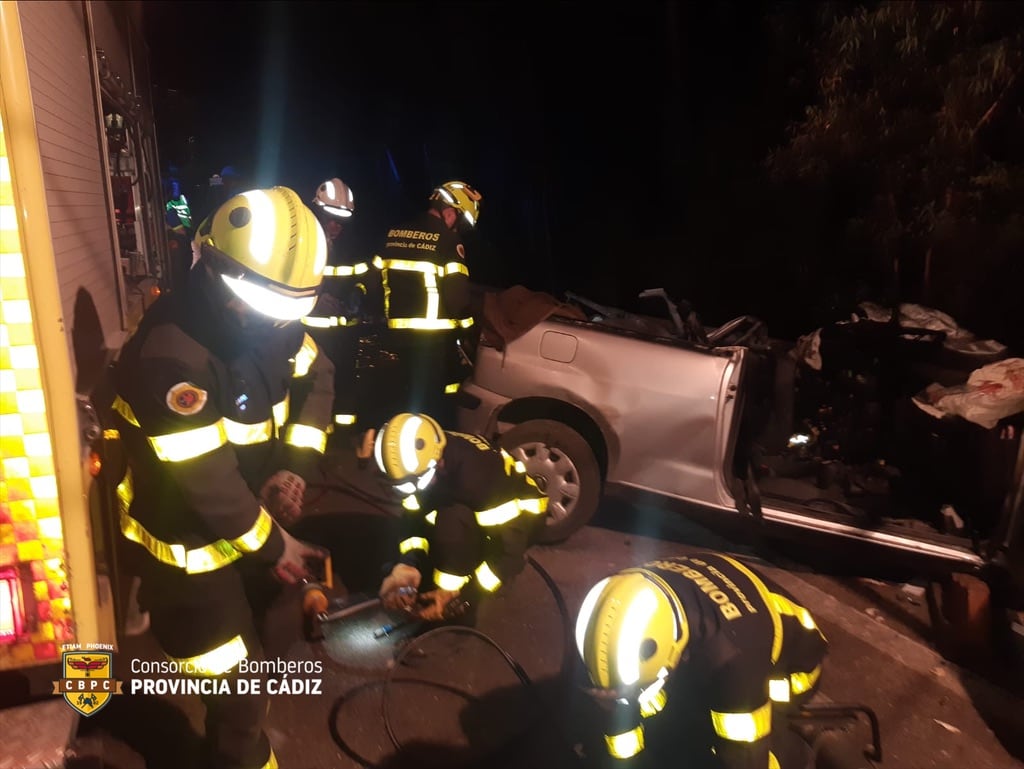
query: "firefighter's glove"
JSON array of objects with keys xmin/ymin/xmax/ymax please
[
  {"xmin": 313, "ymin": 292, "xmax": 344, "ymax": 318},
  {"xmin": 341, "ymin": 286, "xmax": 365, "ymax": 319},
  {"xmin": 416, "ymin": 589, "xmax": 463, "ymax": 622},
  {"xmin": 380, "ymin": 564, "xmax": 420, "ymax": 611},
  {"xmin": 261, "ymin": 470, "xmax": 306, "ymax": 526},
  {"xmin": 274, "ymin": 530, "xmax": 327, "ymax": 585}
]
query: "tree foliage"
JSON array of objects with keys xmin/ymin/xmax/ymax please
[{"xmin": 765, "ymin": 0, "xmax": 1024, "ymax": 339}]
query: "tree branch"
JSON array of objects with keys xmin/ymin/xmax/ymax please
[{"xmin": 971, "ymin": 64, "xmax": 1024, "ymax": 142}]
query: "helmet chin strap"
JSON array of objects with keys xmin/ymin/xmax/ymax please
[
  {"xmin": 228, "ymin": 300, "xmax": 289, "ymax": 331},
  {"xmin": 199, "ymin": 264, "xmax": 285, "ymax": 337}
]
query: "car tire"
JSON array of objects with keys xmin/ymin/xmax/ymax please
[{"xmin": 500, "ymin": 419, "xmax": 602, "ymax": 544}]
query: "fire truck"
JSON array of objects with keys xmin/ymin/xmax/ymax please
[{"xmin": 0, "ymin": 0, "xmax": 167, "ymax": 761}]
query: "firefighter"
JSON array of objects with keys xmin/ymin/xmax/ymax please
[
  {"xmin": 164, "ymin": 175, "xmax": 194, "ymax": 232},
  {"xmin": 164, "ymin": 175, "xmax": 194, "ymax": 294},
  {"xmin": 111, "ymin": 186, "xmax": 334, "ymax": 769},
  {"xmin": 201, "ymin": 164, "xmax": 245, "ymax": 224},
  {"xmin": 371, "ymin": 180, "xmax": 482, "ymax": 425},
  {"xmin": 574, "ymin": 552, "xmax": 828, "ymax": 769},
  {"xmin": 362, "ymin": 412, "xmax": 547, "ymax": 621},
  {"xmin": 301, "ymin": 177, "xmax": 376, "ymax": 435}
]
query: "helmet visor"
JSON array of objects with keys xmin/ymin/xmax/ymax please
[
  {"xmin": 221, "ymin": 274, "xmax": 317, "ymax": 321},
  {"xmin": 318, "ymin": 203, "xmax": 353, "ymax": 219}
]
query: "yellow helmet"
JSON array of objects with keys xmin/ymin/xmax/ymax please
[
  {"xmin": 575, "ymin": 569, "xmax": 689, "ymax": 692},
  {"xmin": 373, "ymin": 413, "xmax": 447, "ymax": 492},
  {"xmin": 194, "ymin": 186, "xmax": 327, "ymax": 321},
  {"xmin": 429, "ymin": 180, "xmax": 483, "ymax": 227}
]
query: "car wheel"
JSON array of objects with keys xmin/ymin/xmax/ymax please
[{"xmin": 500, "ymin": 419, "xmax": 602, "ymax": 544}]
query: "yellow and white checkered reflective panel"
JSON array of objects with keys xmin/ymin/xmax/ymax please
[{"xmin": 0, "ymin": 114, "xmax": 72, "ymax": 666}]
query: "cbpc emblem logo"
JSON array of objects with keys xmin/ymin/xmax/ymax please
[{"xmin": 51, "ymin": 650, "xmax": 123, "ymax": 716}]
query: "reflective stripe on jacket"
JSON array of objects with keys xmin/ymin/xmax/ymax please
[
  {"xmin": 396, "ymin": 432, "xmax": 547, "ymax": 588},
  {"xmin": 623, "ymin": 553, "xmax": 828, "ymax": 769},
  {"xmin": 111, "ymin": 274, "xmax": 334, "ymax": 572},
  {"xmin": 372, "ymin": 210, "xmax": 472, "ymax": 331}
]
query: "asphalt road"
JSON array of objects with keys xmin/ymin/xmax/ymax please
[{"xmin": 62, "ymin": 450, "xmax": 1024, "ymax": 769}]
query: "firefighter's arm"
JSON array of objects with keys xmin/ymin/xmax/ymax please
[
  {"xmin": 356, "ymin": 260, "xmax": 384, "ymax": 322},
  {"xmin": 381, "ymin": 505, "xmax": 429, "ymax": 610},
  {"xmin": 707, "ymin": 658, "xmax": 775, "ymax": 769},
  {"xmin": 439, "ymin": 235, "xmax": 472, "ymax": 321},
  {"xmin": 165, "ymin": 207, "xmax": 185, "ymax": 235},
  {"xmin": 395, "ymin": 506, "xmax": 430, "ymax": 575},
  {"xmin": 441, "ymin": 269, "xmax": 472, "ymax": 322},
  {"xmin": 284, "ymin": 331, "xmax": 334, "ymax": 477},
  {"xmin": 126, "ymin": 359, "xmax": 285, "ymax": 564}
]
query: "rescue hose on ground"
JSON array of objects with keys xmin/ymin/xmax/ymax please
[
  {"xmin": 327, "ymin": 555, "xmax": 573, "ymax": 768},
  {"xmin": 382, "ymin": 625, "xmax": 535, "ymax": 754}
]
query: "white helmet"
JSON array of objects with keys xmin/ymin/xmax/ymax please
[{"xmin": 313, "ymin": 178, "xmax": 355, "ymax": 219}]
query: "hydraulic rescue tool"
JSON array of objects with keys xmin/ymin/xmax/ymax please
[
  {"xmin": 299, "ymin": 556, "xmax": 420, "ymax": 640},
  {"xmin": 300, "ymin": 554, "xmax": 344, "ymax": 641},
  {"xmin": 372, "ymin": 592, "xmax": 471, "ymax": 639},
  {"xmin": 302, "ymin": 567, "xmax": 418, "ymax": 641}
]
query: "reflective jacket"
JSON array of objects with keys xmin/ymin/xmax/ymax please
[
  {"xmin": 165, "ymin": 194, "xmax": 192, "ymax": 231},
  {"xmin": 395, "ymin": 432, "xmax": 547, "ymax": 594},
  {"xmin": 110, "ymin": 266, "xmax": 334, "ymax": 576},
  {"xmin": 302, "ymin": 235, "xmax": 378, "ymax": 330},
  {"xmin": 371, "ymin": 211, "xmax": 473, "ymax": 332},
  {"xmin": 605, "ymin": 553, "xmax": 827, "ymax": 769}
]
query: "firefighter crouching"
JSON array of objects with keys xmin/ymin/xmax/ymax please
[
  {"xmin": 111, "ymin": 186, "xmax": 333, "ymax": 769},
  {"xmin": 576, "ymin": 553, "xmax": 828, "ymax": 769},
  {"xmin": 360, "ymin": 413, "xmax": 547, "ymax": 622},
  {"xmin": 371, "ymin": 181, "xmax": 482, "ymax": 424}
]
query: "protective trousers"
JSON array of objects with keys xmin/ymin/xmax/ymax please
[
  {"xmin": 383, "ymin": 329, "xmax": 465, "ymax": 427},
  {"xmin": 139, "ymin": 557, "xmax": 278, "ymax": 769},
  {"xmin": 309, "ymin": 324, "xmax": 361, "ymax": 430}
]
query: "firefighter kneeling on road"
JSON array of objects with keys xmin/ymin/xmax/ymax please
[
  {"xmin": 575, "ymin": 552, "xmax": 828, "ymax": 769},
  {"xmin": 111, "ymin": 186, "xmax": 334, "ymax": 769},
  {"xmin": 358, "ymin": 413, "xmax": 547, "ymax": 622}
]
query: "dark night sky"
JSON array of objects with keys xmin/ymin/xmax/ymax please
[{"xmin": 143, "ymin": 1, "xmax": 793, "ymax": 311}]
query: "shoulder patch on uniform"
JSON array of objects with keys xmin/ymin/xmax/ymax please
[
  {"xmin": 456, "ymin": 243, "xmax": 466, "ymax": 260},
  {"xmin": 166, "ymin": 382, "xmax": 208, "ymax": 415}
]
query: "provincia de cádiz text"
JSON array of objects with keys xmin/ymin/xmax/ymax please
[{"xmin": 128, "ymin": 656, "xmax": 324, "ymax": 696}]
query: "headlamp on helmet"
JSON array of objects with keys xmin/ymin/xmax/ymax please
[{"xmin": 373, "ymin": 413, "xmax": 447, "ymax": 491}]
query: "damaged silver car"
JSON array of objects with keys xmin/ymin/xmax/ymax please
[{"xmin": 456, "ymin": 287, "xmax": 1023, "ymax": 600}]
